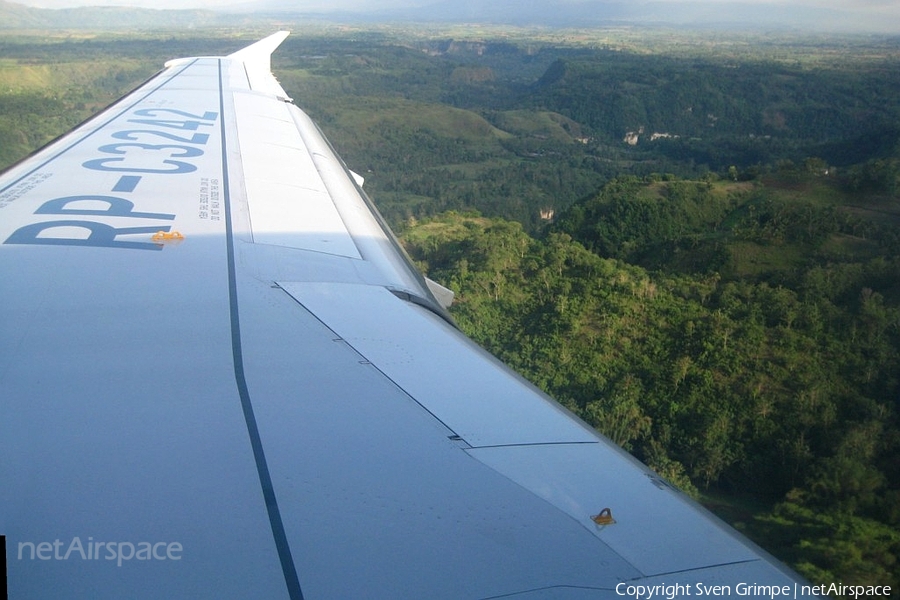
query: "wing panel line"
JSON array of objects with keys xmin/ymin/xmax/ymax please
[{"xmin": 218, "ymin": 59, "xmax": 305, "ymax": 600}]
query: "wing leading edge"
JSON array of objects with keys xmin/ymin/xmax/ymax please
[{"xmin": 0, "ymin": 32, "xmax": 816, "ymax": 598}]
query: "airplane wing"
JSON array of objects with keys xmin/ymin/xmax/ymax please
[{"xmin": 0, "ymin": 32, "xmax": 815, "ymax": 599}]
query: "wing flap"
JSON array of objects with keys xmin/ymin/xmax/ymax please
[
  {"xmin": 280, "ymin": 281, "xmax": 598, "ymax": 447},
  {"xmin": 469, "ymin": 443, "xmax": 761, "ymax": 576}
]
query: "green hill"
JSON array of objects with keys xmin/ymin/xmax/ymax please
[
  {"xmin": 400, "ymin": 175, "xmax": 900, "ymax": 587},
  {"xmin": 0, "ymin": 0, "xmax": 224, "ymax": 29}
]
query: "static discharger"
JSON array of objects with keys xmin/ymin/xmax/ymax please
[{"xmin": 591, "ymin": 508, "xmax": 616, "ymax": 526}]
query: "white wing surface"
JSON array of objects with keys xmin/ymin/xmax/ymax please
[{"xmin": 0, "ymin": 33, "xmax": 813, "ymax": 599}]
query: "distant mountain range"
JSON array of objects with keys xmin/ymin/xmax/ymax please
[
  {"xmin": 319, "ymin": 0, "xmax": 850, "ymax": 30},
  {"xmin": 0, "ymin": 0, "xmax": 223, "ymax": 28},
  {"xmin": 0, "ymin": 0, "xmax": 894, "ymax": 32}
]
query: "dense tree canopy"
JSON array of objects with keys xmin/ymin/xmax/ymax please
[{"xmin": 400, "ymin": 172, "xmax": 900, "ymax": 587}]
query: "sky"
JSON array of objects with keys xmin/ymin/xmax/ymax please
[
  {"xmin": 8, "ymin": 0, "xmax": 898, "ymax": 9},
  {"xmin": 11, "ymin": 0, "xmax": 900, "ymax": 25}
]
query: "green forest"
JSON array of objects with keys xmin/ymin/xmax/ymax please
[{"xmin": 1, "ymin": 26, "xmax": 898, "ymax": 592}]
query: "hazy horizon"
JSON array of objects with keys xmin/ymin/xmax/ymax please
[
  {"xmin": 7, "ymin": 0, "xmax": 900, "ymax": 33},
  {"xmin": 12, "ymin": 0, "xmax": 900, "ymax": 14}
]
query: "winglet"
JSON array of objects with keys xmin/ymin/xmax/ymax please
[
  {"xmin": 228, "ymin": 31, "xmax": 290, "ymax": 72},
  {"xmin": 228, "ymin": 31, "xmax": 291, "ymax": 99}
]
